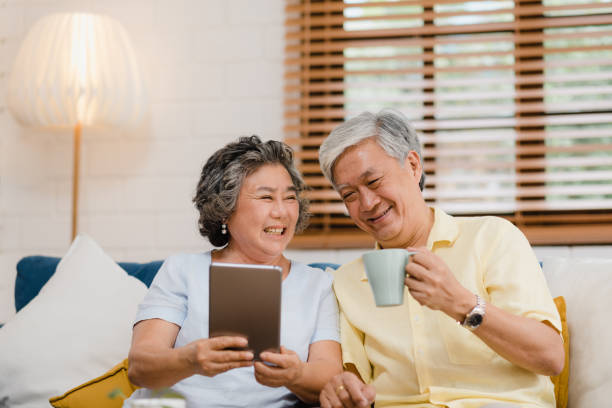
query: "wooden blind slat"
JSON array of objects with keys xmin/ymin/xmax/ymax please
[
  {"xmin": 286, "ymin": 3, "xmax": 611, "ymax": 27},
  {"xmin": 285, "ymin": 59, "xmax": 612, "ymax": 80},
  {"xmin": 286, "ymin": 15, "xmax": 612, "ymax": 40},
  {"xmin": 285, "ymin": 0, "xmax": 612, "ymax": 14},
  {"xmin": 286, "ymin": 44, "xmax": 612, "ymax": 68},
  {"xmin": 286, "ymin": 29, "xmax": 612, "ymax": 53},
  {"xmin": 285, "ymin": 71, "xmax": 612, "ymax": 93},
  {"xmin": 286, "ymin": 113, "xmax": 612, "ymax": 133}
]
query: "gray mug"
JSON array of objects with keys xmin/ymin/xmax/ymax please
[{"xmin": 362, "ymin": 249, "xmax": 416, "ymax": 307}]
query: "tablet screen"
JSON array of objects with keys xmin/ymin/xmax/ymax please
[{"xmin": 209, "ymin": 262, "xmax": 282, "ymax": 360}]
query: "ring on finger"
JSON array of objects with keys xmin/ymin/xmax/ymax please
[{"xmin": 336, "ymin": 384, "xmax": 345, "ymax": 393}]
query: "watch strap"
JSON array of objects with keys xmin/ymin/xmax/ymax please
[{"xmin": 461, "ymin": 294, "xmax": 485, "ymax": 330}]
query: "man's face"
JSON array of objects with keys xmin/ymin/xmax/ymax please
[{"xmin": 332, "ymin": 138, "xmax": 424, "ymax": 248}]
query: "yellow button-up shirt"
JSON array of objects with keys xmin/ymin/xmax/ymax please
[{"xmin": 332, "ymin": 207, "xmax": 561, "ymax": 408}]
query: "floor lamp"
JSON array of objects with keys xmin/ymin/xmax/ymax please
[{"xmin": 7, "ymin": 13, "xmax": 146, "ymax": 241}]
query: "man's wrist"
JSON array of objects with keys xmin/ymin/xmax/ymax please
[
  {"xmin": 450, "ymin": 290, "xmax": 478, "ymax": 323},
  {"xmin": 461, "ymin": 294, "xmax": 486, "ymax": 330}
]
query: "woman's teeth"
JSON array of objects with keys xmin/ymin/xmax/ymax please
[{"xmin": 264, "ymin": 227, "xmax": 284, "ymax": 234}]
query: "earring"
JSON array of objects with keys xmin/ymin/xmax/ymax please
[{"xmin": 221, "ymin": 223, "xmax": 227, "ymax": 235}]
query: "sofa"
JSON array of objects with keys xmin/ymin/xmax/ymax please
[{"xmin": 0, "ymin": 235, "xmax": 610, "ymax": 408}]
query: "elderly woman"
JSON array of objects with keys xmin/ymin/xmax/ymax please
[{"xmin": 125, "ymin": 136, "xmax": 342, "ymax": 407}]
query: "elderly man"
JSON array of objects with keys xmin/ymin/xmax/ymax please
[{"xmin": 317, "ymin": 109, "xmax": 564, "ymax": 408}]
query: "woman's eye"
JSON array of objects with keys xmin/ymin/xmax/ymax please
[
  {"xmin": 285, "ymin": 195, "xmax": 297, "ymax": 200},
  {"xmin": 260, "ymin": 195, "xmax": 273, "ymax": 200}
]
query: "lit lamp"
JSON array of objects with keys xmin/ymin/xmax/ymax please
[{"xmin": 7, "ymin": 13, "xmax": 146, "ymax": 241}]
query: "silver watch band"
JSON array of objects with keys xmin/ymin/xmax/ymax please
[{"xmin": 461, "ymin": 294, "xmax": 486, "ymax": 330}]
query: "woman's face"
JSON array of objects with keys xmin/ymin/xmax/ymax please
[{"xmin": 225, "ymin": 163, "xmax": 300, "ymax": 263}]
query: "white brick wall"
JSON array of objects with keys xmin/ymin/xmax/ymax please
[
  {"xmin": 0, "ymin": 0, "xmax": 287, "ymax": 322},
  {"xmin": 0, "ymin": 0, "xmax": 610, "ymax": 325}
]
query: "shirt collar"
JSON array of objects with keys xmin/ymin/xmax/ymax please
[
  {"xmin": 360, "ymin": 207, "xmax": 458, "ymax": 281},
  {"xmin": 426, "ymin": 206, "xmax": 459, "ymax": 250}
]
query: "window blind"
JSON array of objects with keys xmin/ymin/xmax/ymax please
[{"xmin": 284, "ymin": 0, "xmax": 612, "ymax": 248}]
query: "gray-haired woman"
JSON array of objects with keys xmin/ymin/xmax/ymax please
[{"xmin": 125, "ymin": 136, "xmax": 342, "ymax": 407}]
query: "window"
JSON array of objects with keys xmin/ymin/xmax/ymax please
[{"xmin": 284, "ymin": 0, "xmax": 612, "ymax": 247}]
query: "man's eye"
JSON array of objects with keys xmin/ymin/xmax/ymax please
[
  {"xmin": 342, "ymin": 192, "xmax": 356, "ymax": 202},
  {"xmin": 368, "ymin": 178, "xmax": 381, "ymax": 186},
  {"xmin": 260, "ymin": 195, "xmax": 273, "ymax": 200}
]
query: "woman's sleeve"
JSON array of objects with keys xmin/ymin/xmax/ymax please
[
  {"xmin": 310, "ymin": 272, "xmax": 341, "ymax": 344},
  {"xmin": 133, "ymin": 255, "xmax": 188, "ymax": 327}
]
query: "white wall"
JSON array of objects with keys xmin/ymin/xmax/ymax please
[
  {"xmin": 0, "ymin": 0, "xmax": 286, "ymax": 322},
  {"xmin": 1, "ymin": 1, "xmax": 610, "ymax": 324}
]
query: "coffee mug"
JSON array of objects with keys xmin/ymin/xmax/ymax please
[{"xmin": 362, "ymin": 249, "xmax": 416, "ymax": 307}]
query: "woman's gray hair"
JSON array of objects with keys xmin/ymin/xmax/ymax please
[
  {"xmin": 193, "ymin": 135, "xmax": 310, "ymax": 247},
  {"xmin": 319, "ymin": 109, "xmax": 425, "ymax": 190}
]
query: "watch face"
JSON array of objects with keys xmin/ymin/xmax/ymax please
[{"xmin": 468, "ymin": 314, "xmax": 483, "ymax": 327}]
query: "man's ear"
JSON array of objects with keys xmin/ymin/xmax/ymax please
[{"xmin": 403, "ymin": 150, "xmax": 422, "ymax": 180}]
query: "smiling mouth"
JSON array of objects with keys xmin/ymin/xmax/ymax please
[
  {"xmin": 264, "ymin": 226, "xmax": 286, "ymax": 235},
  {"xmin": 367, "ymin": 206, "xmax": 392, "ymax": 223}
]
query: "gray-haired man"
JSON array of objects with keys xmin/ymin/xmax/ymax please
[{"xmin": 318, "ymin": 109, "xmax": 564, "ymax": 408}]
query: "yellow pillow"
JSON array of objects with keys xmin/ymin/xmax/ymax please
[
  {"xmin": 550, "ymin": 296, "xmax": 570, "ymax": 408},
  {"xmin": 49, "ymin": 358, "xmax": 138, "ymax": 408}
]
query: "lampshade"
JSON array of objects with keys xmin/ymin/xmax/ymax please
[
  {"xmin": 6, "ymin": 12, "xmax": 146, "ymax": 242},
  {"xmin": 7, "ymin": 12, "xmax": 146, "ymax": 128}
]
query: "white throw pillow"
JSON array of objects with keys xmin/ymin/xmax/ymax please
[
  {"xmin": 0, "ymin": 235, "xmax": 147, "ymax": 408},
  {"xmin": 542, "ymin": 257, "xmax": 612, "ymax": 408}
]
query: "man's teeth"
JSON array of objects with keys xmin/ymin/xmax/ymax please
[{"xmin": 264, "ymin": 227, "xmax": 284, "ymax": 234}]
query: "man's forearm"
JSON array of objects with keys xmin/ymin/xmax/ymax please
[{"xmin": 469, "ymin": 302, "xmax": 564, "ymax": 376}]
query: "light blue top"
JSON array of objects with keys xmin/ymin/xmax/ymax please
[{"xmin": 124, "ymin": 251, "xmax": 339, "ymax": 408}]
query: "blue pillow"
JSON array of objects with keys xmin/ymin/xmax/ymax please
[{"xmin": 15, "ymin": 256, "xmax": 162, "ymax": 312}]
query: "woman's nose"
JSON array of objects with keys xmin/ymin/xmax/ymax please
[{"xmin": 271, "ymin": 198, "xmax": 288, "ymax": 217}]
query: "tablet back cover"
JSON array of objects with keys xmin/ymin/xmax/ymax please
[{"xmin": 209, "ymin": 262, "xmax": 282, "ymax": 359}]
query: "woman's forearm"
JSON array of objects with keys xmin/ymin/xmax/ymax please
[
  {"xmin": 128, "ymin": 344, "xmax": 195, "ymax": 389},
  {"xmin": 287, "ymin": 359, "xmax": 344, "ymax": 403}
]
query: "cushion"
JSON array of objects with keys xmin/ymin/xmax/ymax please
[
  {"xmin": 49, "ymin": 359, "xmax": 138, "ymax": 408},
  {"xmin": 550, "ymin": 296, "xmax": 569, "ymax": 408},
  {"xmin": 542, "ymin": 257, "xmax": 612, "ymax": 408},
  {"xmin": 0, "ymin": 235, "xmax": 148, "ymax": 408},
  {"xmin": 15, "ymin": 256, "xmax": 162, "ymax": 312}
]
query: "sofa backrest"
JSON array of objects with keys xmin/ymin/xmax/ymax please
[{"xmin": 15, "ymin": 256, "xmax": 340, "ymax": 312}]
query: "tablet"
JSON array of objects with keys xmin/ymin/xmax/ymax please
[{"xmin": 208, "ymin": 262, "xmax": 282, "ymax": 360}]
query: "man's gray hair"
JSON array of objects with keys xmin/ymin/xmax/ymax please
[{"xmin": 319, "ymin": 109, "xmax": 425, "ymax": 190}]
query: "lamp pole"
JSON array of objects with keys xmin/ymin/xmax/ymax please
[{"xmin": 71, "ymin": 122, "xmax": 82, "ymax": 241}]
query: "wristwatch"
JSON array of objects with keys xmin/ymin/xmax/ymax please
[{"xmin": 461, "ymin": 295, "xmax": 486, "ymax": 331}]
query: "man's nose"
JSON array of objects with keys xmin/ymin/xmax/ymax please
[{"xmin": 359, "ymin": 188, "xmax": 380, "ymax": 211}]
